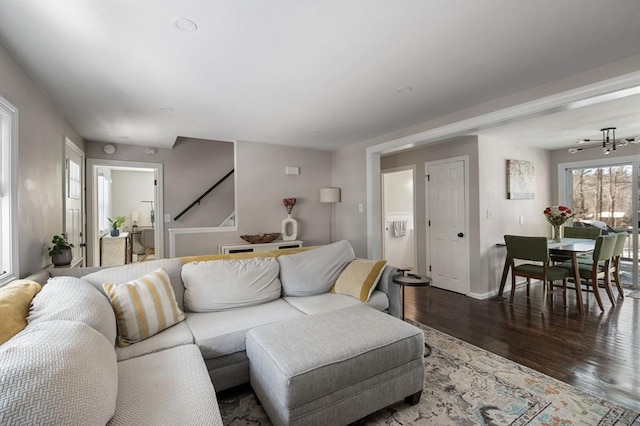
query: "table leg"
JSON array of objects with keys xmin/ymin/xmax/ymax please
[
  {"xmin": 489, "ymin": 256, "xmax": 510, "ymax": 302},
  {"xmin": 401, "ymin": 285, "xmax": 406, "ymax": 321},
  {"xmin": 571, "ymin": 253, "xmax": 584, "ymax": 314}
]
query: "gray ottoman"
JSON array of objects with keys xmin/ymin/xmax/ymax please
[{"xmin": 246, "ymin": 305, "xmax": 424, "ymax": 426}]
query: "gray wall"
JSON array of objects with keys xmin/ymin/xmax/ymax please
[
  {"xmin": 86, "ymin": 139, "xmax": 333, "ymax": 256},
  {"xmin": 0, "ymin": 42, "xmax": 85, "ymax": 277}
]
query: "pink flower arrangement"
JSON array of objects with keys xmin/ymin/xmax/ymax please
[
  {"xmin": 283, "ymin": 198, "xmax": 296, "ymax": 214},
  {"xmin": 543, "ymin": 205, "xmax": 575, "ymax": 226}
]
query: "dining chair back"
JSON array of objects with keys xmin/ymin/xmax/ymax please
[
  {"xmin": 610, "ymin": 233, "xmax": 628, "ymax": 298},
  {"xmin": 563, "ymin": 226, "xmax": 601, "ymax": 239},
  {"xmin": 503, "ymin": 235, "xmax": 571, "ymax": 305}
]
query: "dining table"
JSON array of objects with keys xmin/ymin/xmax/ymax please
[{"xmin": 497, "ymin": 237, "xmax": 596, "ymax": 314}]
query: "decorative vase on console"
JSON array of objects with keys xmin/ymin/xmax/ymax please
[
  {"xmin": 281, "ymin": 198, "xmax": 298, "ymax": 241},
  {"xmin": 543, "ymin": 205, "xmax": 574, "ymax": 243}
]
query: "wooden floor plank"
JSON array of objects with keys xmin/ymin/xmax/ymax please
[{"xmin": 404, "ymin": 284, "xmax": 640, "ymax": 411}]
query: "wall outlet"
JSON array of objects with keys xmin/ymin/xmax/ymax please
[
  {"xmin": 164, "ymin": 213, "xmax": 171, "ymax": 222},
  {"xmin": 358, "ymin": 203, "xmax": 364, "ymax": 213},
  {"xmin": 519, "ymin": 216, "xmax": 524, "ymax": 225},
  {"xmin": 486, "ymin": 209, "xmax": 492, "ymax": 219}
]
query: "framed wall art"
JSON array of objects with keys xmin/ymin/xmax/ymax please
[{"xmin": 506, "ymin": 159, "xmax": 534, "ymax": 199}]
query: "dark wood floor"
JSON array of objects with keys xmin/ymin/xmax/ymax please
[{"xmin": 404, "ymin": 283, "xmax": 640, "ymax": 412}]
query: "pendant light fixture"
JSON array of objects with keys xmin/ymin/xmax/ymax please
[{"xmin": 568, "ymin": 127, "xmax": 640, "ymax": 155}]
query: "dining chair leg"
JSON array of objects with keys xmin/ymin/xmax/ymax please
[
  {"xmin": 589, "ymin": 279, "xmax": 605, "ymax": 311},
  {"xmin": 562, "ymin": 279, "xmax": 567, "ymax": 306},
  {"xmin": 526, "ymin": 278, "xmax": 531, "ymax": 298},
  {"xmin": 613, "ymin": 257, "xmax": 625, "ymax": 298},
  {"xmin": 510, "ymin": 268, "xmax": 516, "ymax": 304},
  {"xmin": 602, "ymin": 262, "xmax": 616, "ymax": 306}
]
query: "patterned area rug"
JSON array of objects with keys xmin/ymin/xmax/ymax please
[{"xmin": 217, "ymin": 323, "xmax": 640, "ymax": 425}]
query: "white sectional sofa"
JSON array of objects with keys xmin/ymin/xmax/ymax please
[{"xmin": 1, "ymin": 240, "xmax": 420, "ymax": 425}]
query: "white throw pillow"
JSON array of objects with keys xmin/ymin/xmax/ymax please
[
  {"xmin": 278, "ymin": 240, "xmax": 355, "ymax": 297},
  {"xmin": 0, "ymin": 320, "xmax": 117, "ymax": 425},
  {"xmin": 182, "ymin": 257, "xmax": 281, "ymax": 312},
  {"xmin": 29, "ymin": 276, "xmax": 117, "ymax": 344}
]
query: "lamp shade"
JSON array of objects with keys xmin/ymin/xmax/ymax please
[
  {"xmin": 320, "ymin": 187, "xmax": 341, "ymax": 203},
  {"xmin": 131, "ymin": 210, "xmax": 139, "ymax": 221}
]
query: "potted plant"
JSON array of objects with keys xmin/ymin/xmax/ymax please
[
  {"xmin": 48, "ymin": 234, "xmax": 74, "ymax": 266},
  {"xmin": 109, "ymin": 216, "xmax": 126, "ymax": 236}
]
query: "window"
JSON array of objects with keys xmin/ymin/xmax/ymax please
[
  {"xmin": 0, "ymin": 96, "xmax": 18, "ymax": 285},
  {"xmin": 97, "ymin": 170, "xmax": 111, "ymax": 233}
]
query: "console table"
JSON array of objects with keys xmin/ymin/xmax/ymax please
[{"xmin": 219, "ymin": 240, "xmax": 303, "ymax": 254}]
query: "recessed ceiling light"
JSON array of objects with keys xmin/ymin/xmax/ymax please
[
  {"xmin": 309, "ymin": 130, "xmax": 320, "ymax": 134},
  {"xmin": 118, "ymin": 136, "xmax": 129, "ymax": 140},
  {"xmin": 171, "ymin": 17, "xmax": 198, "ymax": 32},
  {"xmin": 145, "ymin": 148, "xmax": 157, "ymax": 155},
  {"xmin": 159, "ymin": 106, "xmax": 174, "ymax": 112},
  {"xmin": 396, "ymin": 86, "xmax": 413, "ymax": 94}
]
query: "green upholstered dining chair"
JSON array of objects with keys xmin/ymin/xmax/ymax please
[
  {"xmin": 503, "ymin": 235, "xmax": 572, "ymax": 305},
  {"xmin": 558, "ymin": 234, "xmax": 617, "ymax": 311},
  {"xmin": 563, "ymin": 226, "xmax": 601, "ymax": 239},
  {"xmin": 577, "ymin": 232, "xmax": 627, "ymax": 300}
]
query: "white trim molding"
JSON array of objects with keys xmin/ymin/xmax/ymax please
[{"xmin": 0, "ymin": 95, "xmax": 18, "ymax": 284}]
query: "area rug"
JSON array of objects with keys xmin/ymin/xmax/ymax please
[{"xmin": 217, "ymin": 323, "xmax": 640, "ymax": 425}]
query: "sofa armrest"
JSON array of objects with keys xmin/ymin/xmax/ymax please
[
  {"xmin": 377, "ymin": 265, "xmax": 401, "ymax": 319},
  {"xmin": 24, "ymin": 266, "xmax": 113, "ymax": 286}
]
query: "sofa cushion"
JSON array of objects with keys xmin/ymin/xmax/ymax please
[
  {"xmin": 278, "ymin": 240, "xmax": 355, "ymax": 297},
  {"xmin": 109, "ymin": 344, "xmax": 222, "ymax": 426},
  {"xmin": 182, "ymin": 257, "xmax": 281, "ymax": 312},
  {"xmin": 186, "ymin": 298, "xmax": 304, "ymax": 359},
  {"xmin": 0, "ymin": 320, "xmax": 117, "ymax": 425},
  {"xmin": 28, "ymin": 276, "xmax": 117, "ymax": 344},
  {"xmin": 283, "ymin": 291, "xmax": 389, "ymax": 315},
  {"xmin": 0, "ymin": 280, "xmax": 41, "ymax": 345},
  {"xmin": 115, "ymin": 320, "xmax": 193, "ymax": 361},
  {"xmin": 331, "ymin": 259, "xmax": 387, "ymax": 302},
  {"xmin": 82, "ymin": 258, "xmax": 185, "ymax": 309},
  {"xmin": 103, "ymin": 267, "xmax": 186, "ymax": 347}
]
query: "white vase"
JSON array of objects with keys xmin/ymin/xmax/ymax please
[{"xmin": 281, "ymin": 214, "xmax": 298, "ymax": 241}]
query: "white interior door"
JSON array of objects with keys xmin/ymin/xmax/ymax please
[
  {"xmin": 65, "ymin": 139, "xmax": 85, "ymax": 266},
  {"xmin": 426, "ymin": 158, "xmax": 469, "ymax": 294}
]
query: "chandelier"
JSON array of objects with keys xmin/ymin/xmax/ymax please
[{"xmin": 569, "ymin": 127, "xmax": 640, "ymax": 155}]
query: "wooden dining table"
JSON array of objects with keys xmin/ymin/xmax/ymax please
[{"xmin": 497, "ymin": 238, "xmax": 596, "ymax": 314}]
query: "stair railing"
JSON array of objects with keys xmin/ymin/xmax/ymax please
[{"xmin": 174, "ymin": 169, "xmax": 234, "ymax": 221}]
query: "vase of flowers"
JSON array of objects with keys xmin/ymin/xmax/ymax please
[
  {"xmin": 543, "ymin": 206, "xmax": 575, "ymax": 242},
  {"xmin": 281, "ymin": 198, "xmax": 298, "ymax": 241}
]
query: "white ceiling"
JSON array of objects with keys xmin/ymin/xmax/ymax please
[{"xmin": 1, "ymin": 0, "xmax": 639, "ymax": 151}]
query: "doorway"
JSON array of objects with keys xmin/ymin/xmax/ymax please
[
  {"xmin": 425, "ymin": 157, "xmax": 470, "ymax": 295},
  {"xmin": 560, "ymin": 156, "xmax": 639, "ymax": 290},
  {"xmin": 87, "ymin": 159, "xmax": 164, "ymax": 266},
  {"xmin": 382, "ymin": 167, "xmax": 416, "ymax": 271},
  {"xmin": 65, "ymin": 138, "xmax": 85, "ymax": 267}
]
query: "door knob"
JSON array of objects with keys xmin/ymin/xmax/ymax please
[{"xmin": 458, "ymin": 232, "xmax": 464, "ymax": 238}]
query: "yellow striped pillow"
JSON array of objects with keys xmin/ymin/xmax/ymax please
[
  {"xmin": 103, "ymin": 267, "xmax": 185, "ymax": 347},
  {"xmin": 331, "ymin": 259, "xmax": 387, "ymax": 302}
]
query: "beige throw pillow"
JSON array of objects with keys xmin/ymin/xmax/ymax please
[
  {"xmin": 0, "ymin": 280, "xmax": 41, "ymax": 345},
  {"xmin": 103, "ymin": 267, "xmax": 185, "ymax": 347},
  {"xmin": 331, "ymin": 259, "xmax": 387, "ymax": 302}
]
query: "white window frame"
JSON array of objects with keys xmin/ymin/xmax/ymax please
[{"xmin": 0, "ymin": 96, "xmax": 18, "ymax": 285}]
